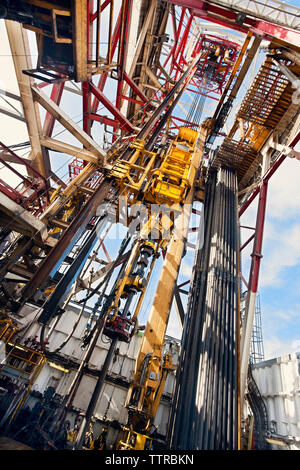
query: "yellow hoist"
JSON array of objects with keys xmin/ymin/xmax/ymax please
[{"xmin": 107, "ymin": 127, "xmax": 200, "ymax": 449}]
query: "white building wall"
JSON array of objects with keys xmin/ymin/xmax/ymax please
[
  {"xmin": 252, "ymin": 353, "xmax": 300, "ymax": 450},
  {"xmin": 18, "ymin": 302, "xmax": 180, "ymax": 439}
]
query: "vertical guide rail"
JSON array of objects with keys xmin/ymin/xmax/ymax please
[{"xmin": 240, "ymin": 180, "xmax": 268, "ymax": 407}]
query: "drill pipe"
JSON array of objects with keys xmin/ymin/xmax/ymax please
[{"xmin": 169, "ymin": 167, "xmax": 239, "ymax": 450}]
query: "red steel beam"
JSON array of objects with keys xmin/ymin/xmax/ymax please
[
  {"xmin": 82, "ymin": 0, "xmax": 94, "ymax": 139},
  {"xmin": 91, "ymin": 0, "xmax": 112, "ymax": 21},
  {"xmin": 171, "ymin": 115, "xmax": 200, "ymax": 128},
  {"xmin": 175, "ymin": 13, "xmax": 194, "ymax": 80},
  {"xmin": 239, "ymin": 232, "xmax": 255, "ymax": 252},
  {"xmin": 115, "ymin": 0, "xmax": 132, "ymax": 123},
  {"xmin": 249, "ymin": 180, "xmax": 268, "ymax": 294},
  {"xmin": 239, "ymin": 130, "xmax": 300, "ymax": 298},
  {"xmin": 91, "ymin": 8, "xmax": 122, "ymax": 115},
  {"xmin": 168, "ymin": 0, "xmax": 300, "ymax": 44},
  {"xmin": 82, "ymin": 80, "xmax": 91, "ymax": 136},
  {"xmin": 89, "ymin": 82, "xmax": 136, "ymax": 132},
  {"xmin": 43, "ymin": 82, "xmax": 65, "ymax": 136},
  {"xmin": 88, "ymin": 112, "xmax": 124, "ymax": 128},
  {"xmin": 123, "ymin": 72, "xmax": 152, "ymax": 105},
  {"xmin": 120, "ymin": 95, "xmax": 144, "ymax": 106},
  {"xmin": 0, "ymin": 142, "xmax": 49, "ymax": 208}
]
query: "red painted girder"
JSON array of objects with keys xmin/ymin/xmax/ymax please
[
  {"xmin": 0, "ymin": 142, "xmax": 49, "ymax": 210},
  {"xmin": 171, "ymin": 7, "xmax": 187, "ymax": 73},
  {"xmin": 249, "ymin": 180, "xmax": 268, "ymax": 294},
  {"xmin": 91, "ymin": 0, "xmax": 112, "ymax": 21},
  {"xmin": 43, "ymin": 82, "xmax": 65, "ymax": 137},
  {"xmin": 116, "ymin": 0, "xmax": 132, "ymax": 113},
  {"xmin": 89, "ymin": 82, "xmax": 136, "ymax": 132},
  {"xmin": 175, "ymin": 7, "xmax": 187, "ymax": 44},
  {"xmin": 123, "ymin": 72, "xmax": 152, "ymax": 105},
  {"xmin": 0, "ymin": 179, "xmax": 24, "ymax": 203},
  {"xmin": 88, "ymin": 113, "xmax": 123, "ymax": 128},
  {"xmin": 171, "ymin": 115, "xmax": 200, "ymax": 128},
  {"xmin": 0, "ymin": 142, "xmax": 47, "ymax": 183},
  {"xmin": 239, "ymin": 232, "xmax": 255, "ymax": 252},
  {"xmin": 121, "ymin": 96, "xmax": 144, "ymax": 106},
  {"xmin": 82, "ymin": 80, "xmax": 91, "ymax": 136},
  {"xmin": 177, "ymin": 14, "xmax": 194, "ymax": 76}
]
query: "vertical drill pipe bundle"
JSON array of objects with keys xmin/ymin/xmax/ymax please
[{"xmin": 170, "ymin": 166, "xmax": 239, "ymax": 450}]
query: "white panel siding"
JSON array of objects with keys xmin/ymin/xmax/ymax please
[
  {"xmin": 252, "ymin": 353, "xmax": 300, "ymax": 450},
  {"xmin": 18, "ymin": 303, "xmax": 178, "ymax": 439}
]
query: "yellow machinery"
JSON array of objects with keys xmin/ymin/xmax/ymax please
[
  {"xmin": 117, "ymin": 428, "xmax": 153, "ymax": 450},
  {"xmin": 0, "ymin": 314, "xmax": 46, "ymax": 429},
  {"xmin": 0, "ymin": 126, "xmax": 201, "ymax": 448},
  {"xmin": 111, "ymin": 126, "xmax": 198, "ymax": 207},
  {"xmin": 108, "ymin": 127, "xmax": 201, "ymax": 448},
  {"xmin": 149, "ymin": 127, "xmax": 198, "ymax": 205},
  {"xmin": 103, "ymin": 127, "xmax": 199, "ymax": 345},
  {"xmin": 82, "ymin": 425, "xmax": 108, "ymax": 451}
]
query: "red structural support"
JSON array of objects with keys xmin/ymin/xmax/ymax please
[
  {"xmin": 0, "ymin": 142, "xmax": 50, "ymax": 214},
  {"xmin": 43, "ymin": 82, "xmax": 65, "ymax": 136},
  {"xmin": 87, "ymin": 113, "xmax": 123, "ymax": 128},
  {"xmin": 82, "ymin": 80, "xmax": 91, "ymax": 138},
  {"xmin": 168, "ymin": 0, "xmax": 300, "ymax": 44},
  {"xmin": 173, "ymin": 13, "xmax": 193, "ymax": 81},
  {"xmin": 248, "ymin": 180, "xmax": 268, "ymax": 295},
  {"xmin": 90, "ymin": 0, "xmax": 112, "ymax": 21},
  {"xmin": 123, "ymin": 72, "xmax": 152, "ymax": 106},
  {"xmin": 89, "ymin": 82, "xmax": 136, "ymax": 133},
  {"xmin": 91, "ymin": 9, "xmax": 122, "ymax": 115}
]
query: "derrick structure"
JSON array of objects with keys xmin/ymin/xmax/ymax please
[{"xmin": 0, "ymin": 0, "xmax": 299, "ymax": 451}]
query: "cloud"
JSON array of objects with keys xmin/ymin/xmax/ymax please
[
  {"xmin": 240, "ymin": 157, "xmax": 300, "ymax": 289},
  {"xmin": 259, "ymin": 302, "xmax": 300, "ymax": 360},
  {"xmin": 263, "ymin": 336, "xmax": 300, "ymax": 360},
  {"xmin": 266, "ymin": 158, "xmax": 300, "ymax": 220},
  {"xmin": 179, "ymin": 258, "xmax": 193, "ymax": 278}
]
